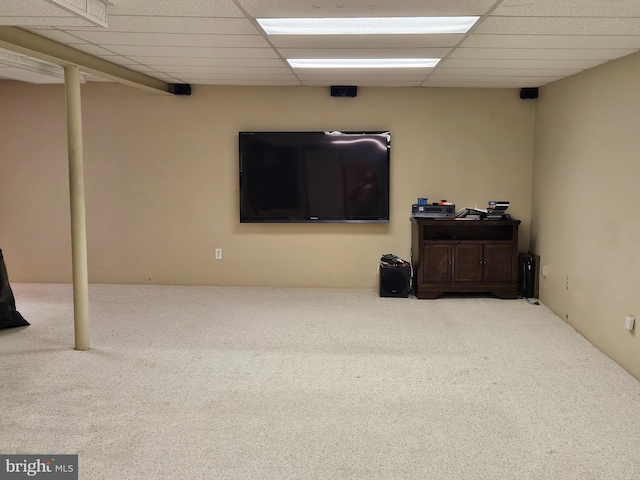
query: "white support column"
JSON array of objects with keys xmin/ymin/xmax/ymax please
[{"xmin": 64, "ymin": 65, "xmax": 90, "ymax": 351}]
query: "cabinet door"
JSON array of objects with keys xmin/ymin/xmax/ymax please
[
  {"xmin": 483, "ymin": 244, "xmax": 513, "ymax": 282},
  {"xmin": 454, "ymin": 243, "xmax": 483, "ymax": 282},
  {"xmin": 422, "ymin": 243, "xmax": 452, "ymax": 283}
]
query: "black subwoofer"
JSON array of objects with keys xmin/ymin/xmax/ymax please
[{"xmin": 379, "ymin": 264, "xmax": 410, "ymax": 298}]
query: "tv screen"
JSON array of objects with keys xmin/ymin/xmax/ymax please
[{"xmin": 239, "ymin": 131, "xmax": 390, "ymax": 223}]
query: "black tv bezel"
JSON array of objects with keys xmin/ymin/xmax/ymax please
[{"xmin": 238, "ymin": 131, "xmax": 391, "ymax": 224}]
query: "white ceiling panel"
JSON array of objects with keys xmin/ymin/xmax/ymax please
[
  {"xmin": 172, "ymin": 73, "xmax": 297, "ymax": 80},
  {"xmin": 2, "ymin": 0, "xmax": 76, "ymax": 16},
  {"xmin": 294, "ymin": 68, "xmax": 433, "ymax": 77},
  {"xmin": 106, "ymin": 0, "xmax": 245, "ymax": 18},
  {"xmin": 71, "ymin": 44, "xmax": 121, "ymax": 56},
  {"xmin": 297, "ymin": 74, "xmax": 427, "ymax": 81},
  {"xmin": 450, "ymin": 48, "xmax": 636, "ymax": 60},
  {"xmin": 238, "ymin": 0, "xmax": 498, "ymax": 18},
  {"xmin": 159, "ymin": 66, "xmax": 292, "ymax": 75},
  {"xmin": 269, "ymin": 34, "xmax": 465, "ymax": 49},
  {"xmin": 30, "ymin": 28, "xmax": 90, "ymax": 44},
  {"xmin": 104, "ymin": 45, "xmax": 279, "ymax": 59},
  {"xmin": 83, "ymin": 74, "xmax": 112, "ymax": 82},
  {"xmin": 422, "ymin": 82, "xmax": 541, "ymax": 88},
  {"xmin": 428, "ymin": 75, "xmax": 564, "ymax": 84},
  {"xmin": 124, "ymin": 57, "xmax": 287, "ymax": 68},
  {"xmin": 303, "ymin": 79, "xmax": 422, "ymax": 87},
  {"xmin": 432, "ymin": 67, "xmax": 581, "ymax": 77},
  {"xmin": 65, "ymin": 16, "xmax": 260, "ymax": 35},
  {"xmin": 0, "ymin": 66, "xmax": 64, "ymax": 83},
  {"xmin": 461, "ymin": 34, "xmax": 640, "ymax": 50},
  {"xmin": 2, "ymin": 0, "xmax": 640, "ymax": 88},
  {"xmin": 440, "ymin": 58, "xmax": 609, "ymax": 70},
  {"xmin": 492, "ymin": 0, "xmax": 640, "ymax": 17},
  {"xmin": 0, "ymin": 16, "xmax": 94, "ymax": 27},
  {"xmin": 277, "ymin": 48, "xmax": 451, "ymax": 59},
  {"xmin": 61, "ymin": 31, "xmax": 270, "ymax": 48},
  {"xmin": 182, "ymin": 79, "xmax": 300, "ymax": 85},
  {"xmin": 476, "ymin": 17, "xmax": 640, "ymax": 36}
]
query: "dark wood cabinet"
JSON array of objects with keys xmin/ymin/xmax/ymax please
[{"xmin": 411, "ymin": 218, "xmax": 521, "ymax": 299}]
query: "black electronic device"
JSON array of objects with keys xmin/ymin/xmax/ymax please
[
  {"xmin": 239, "ymin": 131, "xmax": 390, "ymax": 223},
  {"xmin": 520, "ymin": 87, "xmax": 538, "ymax": 99},
  {"xmin": 168, "ymin": 83, "xmax": 192, "ymax": 95},
  {"xmin": 518, "ymin": 252, "xmax": 536, "ymax": 298},
  {"xmin": 331, "ymin": 86, "xmax": 357, "ymax": 97},
  {"xmin": 412, "ymin": 204, "xmax": 456, "ymax": 218},
  {"xmin": 379, "ymin": 264, "xmax": 410, "ymax": 298},
  {"xmin": 379, "ymin": 254, "xmax": 411, "ymax": 298}
]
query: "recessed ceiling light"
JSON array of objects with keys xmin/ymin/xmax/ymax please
[
  {"xmin": 258, "ymin": 17, "xmax": 479, "ymax": 35},
  {"xmin": 287, "ymin": 58, "xmax": 440, "ymax": 69}
]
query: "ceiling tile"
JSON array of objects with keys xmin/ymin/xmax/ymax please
[
  {"xmin": 171, "ymin": 73, "xmax": 297, "ymax": 80},
  {"xmin": 2, "ymin": 0, "xmax": 75, "ymax": 16},
  {"xmin": 302, "ymin": 79, "xmax": 422, "ymax": 86},
  {"xmin": 475, "ymin": 17, "xmax": 640, "ymax": 36},
  {"xmin": 450, "ymin": 48, "xmax": 637, "ymax": 60},
  {"xmin": 238, "ymin": 0, "xmax": 496, "ymax": 17},
  {"xmin": 297, "ymin": 74, "xmax": 427, "ymax": 81},
  {"xmin": 158, "ymin": 66, "xmax": 292, "ymax": 75},
  {"xmin": 440, "ymin": 58, "xmax": 610, "ymax": 70},
  {"xmin": 30, "ymin": 28, "xmax": 89, "ymax": 44},
  {"xmin": 428, "ymin": 75, "xmax": 564, "ymax": 83},
  {"xmin": 104, "ymin": 45, "xmax": 279, "ymax": 59},
  {"xmin": 72, "ymin": 44, "xmax": 121, "ymax": 56},
  {"xmin": 277, "ymin": 48, "xmax": 451, "ymax": 59},
  {"xmin": 65, "ymin": 15, "xmax": 260, "ymax": 34},
  {"xmin": 270, "ymin": 34, "xmax": 464, "ymax": 49},
  {"xmin": 0, "ymin": 66, "xmax": 63, "ymax": 83},
  {"xmin": 89, "ymin": 55, "xmax": 139, "ymax": 66},
  {"xmin": 432, "ymin": 67, "xmax": 581, "ymax": 77},
  {"xmin": 0, "ymin": 16, "xmax": 93, "ymax": 27},
  {"xmin": 422, "ymin": 82, "xmax": 537, "ymax": 88},
  {"xmin": 106, "ymin": 0, "xmax": 245, "ymax": 17},
  {"xmin": 66, "ymin": 31, "xmax": 270, "ymax": 48},
  {"xmin": 492, "ymin": 0, "xmax": 640, "ymax": 17},
  {"xmin": 124, "ymin": 57, "xmax": 287, "ymax": 67},
  {"xmin": 181, "ymin": 79, "xmax": 301, "ymax": 85},
  {"xmin": 293, "ymin": 68, "xmax": 433, "ymax": 77},
  {"xmin": 461, "ymin": 34, "xmax": 640, "ymax": 50}
]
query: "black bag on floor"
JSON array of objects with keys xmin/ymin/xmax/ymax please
[{"xmin": 0, "ymin": 249, "xmax": 29, "ymax": 330}]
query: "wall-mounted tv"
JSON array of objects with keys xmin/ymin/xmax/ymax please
[{"xmin": 239, "ymin": 131, "xmax": 390, "ymax": 223}]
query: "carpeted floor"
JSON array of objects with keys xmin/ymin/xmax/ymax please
[{"xmin": 1, "ymin": 284, "xmax": 639, "ymax": 479}]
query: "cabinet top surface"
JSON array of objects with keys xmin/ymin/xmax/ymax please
[{"xmin": 411, "ymin": 218, "xmax": 521, "ymax": 225}]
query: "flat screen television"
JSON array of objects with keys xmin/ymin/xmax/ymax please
[{"xmin": 239, "ymin": 131, "xmax": 390, "ymax": 223}]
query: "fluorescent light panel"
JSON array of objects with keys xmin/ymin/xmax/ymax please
[
  {"xmin": 258, "ymin": 17, "xmax": 479, "ymax": 35},
  {"xmin": 288, "ymin": 58, "xmax": 440, "ymax": 68}
]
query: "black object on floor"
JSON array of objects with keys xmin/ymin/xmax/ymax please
[
  {"xmin": 379, "ymin": 254, "xmax": 411, "ymax": 298},
  {"xmin": 518, "ymin": 252, "xmax": 535, "ymax": 298},
  {"xmin": 0, "ymin": 249, "xmax": 29, "ymax": 330}
]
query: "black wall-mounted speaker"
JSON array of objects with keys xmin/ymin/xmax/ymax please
[
  {"xmin": 379, "ymin": 265, "xmax": 410, "ymax": 298},
  {"xmin": 331, "ymin": 86, "xmax": 358, "ymax": 97},
  {"xmin": 169, "ymin": 84, "xmax": 192, "ymax": 96},
  {"xmin": 520, "ymin": 87, "xmax": 538, "ymax": 99}
]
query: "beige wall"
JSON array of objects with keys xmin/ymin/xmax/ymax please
[
  {"xmin": 0, "ymin": 82, "xmax": 534, "ymax": 288},
  {"xmin": 532, "ymin": 51, "xmax": 640, "ymax": 379}
]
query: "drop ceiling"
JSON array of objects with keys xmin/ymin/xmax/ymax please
[{"xmin": 1, "ymin": 0, "xmax": 640, "ymax": 88}]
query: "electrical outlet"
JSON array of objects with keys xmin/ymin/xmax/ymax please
[
  {"xmin": 566, "ymin": 276, "xmax": 570, "ymax": 290},
  {"xmin": 625, "ymin": 315, "xmax": 635, "ymax": 332},
  {"xmin": 215, "ymin": 248, "xmax": 222, "ymax": 260}
]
